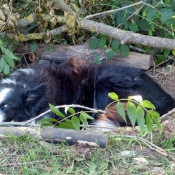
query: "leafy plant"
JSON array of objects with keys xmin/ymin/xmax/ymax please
[
  {"xmin": 39, "ymin": 104, "xmax": 93, "ymax": 130},
  {"xmin": 108, "ymin": 92, "xmax": 162, "ymax": 133},
  {"xmin": 0, "ymin": 39, "xmax": 19, "ymax": 75}
]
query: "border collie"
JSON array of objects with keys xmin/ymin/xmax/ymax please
[{"xmin": 0, "ymin": 58, "xmax": 174, "ymax": 127}]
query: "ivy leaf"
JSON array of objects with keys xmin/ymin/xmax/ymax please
[
  {"xmin": 146, "ymin": 113, "xmax": 153, "ymax": 133},
  {"xmin": 142, "ymin": 100, "xmax": 155, "ymax": 109},
  {"xmin": 129, "ymin": 23, "xmax": 139, "ymax": 32},
  {"xmin": 126, "ymin": 101, "xmax": 137, "ymax": 127},
  {"xmin": 4, "ymin": 55, "xmax": 14, "ymax": 67},
  {"xmin": 49, "ymin": 104, "xmax": 65, "ymax": 118},
  {"xmin": 120, "ymin": 45, "xmax": 129, "ymax": 57},
  {"xmin": 72, "ymin": 116, "xmax": 80, "ymax": 130},
  {"xmin": 98, "ymin": 38, "xmax": 106, "ymax": 49},
  {"xmin": 136, "ymin": 106, "xmax": 145, "ymax": 130},
  {"xmin": 108, "ymin": 92, "xmax": 118, "ymax": 101},
  {"xmin": 111, "ymin": 39, "xmax": 120, "ymax": 52},
  {"xmin": 116, "ymin": 102, "xmax": 126, "ymax": 122},
  {"xmin": 89, "ymin": 38, "xmax": 99, "ymax": 49}
]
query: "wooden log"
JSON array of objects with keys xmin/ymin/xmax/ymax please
[
  {"xmin": 15, "ymin": 43, "xmax": 153, "ymax": 70},
  {"xmin": 0, "ymin": 127, "xmax": 108, "ymax": 148}
]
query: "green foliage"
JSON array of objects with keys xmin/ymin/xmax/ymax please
[
  {"xmin": 40, "ymin": 105, "xmax": 93, "ymax": 130},
  {"xmin": 108, "ymin": 92, "xmax": 162, "ymax": 134},
  {"xmin": 0, "ymin": 39, "xmax": 19, "ymax": 75}
]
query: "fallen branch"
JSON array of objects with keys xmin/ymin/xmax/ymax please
[{"xmin": 0, "ymin": 127, "xmax": 108, "ymax": 148}]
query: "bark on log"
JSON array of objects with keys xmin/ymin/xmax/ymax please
[
  {"xmin": 0, "ymin": 127, "xmax": 108, "ymax": 148},
  {"xmin": 15, "ymin": 43, "xmax": 153, "ymax": 70}
]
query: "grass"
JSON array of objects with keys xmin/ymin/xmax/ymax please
[{"xmin": 0, "ymin": 130, "xmax": 175, "ymax": 175}]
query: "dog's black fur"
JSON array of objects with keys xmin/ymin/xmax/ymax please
[{"xmin": 0, "ymin": 58, "xmax": 174, "ymax": 126}]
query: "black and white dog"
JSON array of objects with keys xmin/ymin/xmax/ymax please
[{"xmin": 0, "ymin": 58, "xmax": 174, "ymax": 127}]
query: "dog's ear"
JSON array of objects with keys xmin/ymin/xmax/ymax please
[{"xmin": 25, "ymin": 83, "xmax": 47, "ymax": 103}]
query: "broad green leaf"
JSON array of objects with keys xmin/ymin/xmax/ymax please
[
  {"xmin": 80, "ymin": 111, "xmax": 93, "ymax": 120},
  {"xmin": 108, "ymin": 92, "xmax": 118, "ymax": 101},
  {"xmin": 107, "ymin": 49, "xmax": 114, "ymax": 60},
  {"xmin": 145, "ymin": 113, "xmax": 153, "ymax": 133},
  {"xmin": 3, "ymin": 62, "xmax": 10, "ymax": 75},
  {"xmin": 1, "ymin": 46, "xmax": 19, "ymax": 60},
  {"xmin": 147, "ymin": 110, "xmax": 160, "ymax": 119},
  {"xmin": 129, "ymin": 23, "xmax": 139, "ymax": 32},
  {"xmin": 30, "ymin": 40, "xmax": 38, "ymax": 52},
  {"xmin": 142, "ymin": 10, "xmax": 147, "ymax": 17},
  {"xmin": 138, "ymin": 19, "xmax": 150, "ymax": 31},
  {"xmin": 89, "ymin": 38, "xmax": 99, "ymax": 49},
  {"xmin": 39, "ymin": 118, "xmax": 58, "ymax": 123},
  {"xmin": 136, "ymin": 106, "xmax": 145, "ymax": 130},
  {"xmin": 159, "ymin": 8, "xmax": 175, "ymax": 23},
  {"xmin": 58, "ymin": 122, "xmax": 70, "ymax": 129},
  {"xmin": 80, "ymin": 114, "xmax": 88, "ymax": 128},
  {"xmin": 72, "ymin": 116, "xmax": 80, "ymax": 130},
  {"xmin": 40, "ymin": 123, "xmax": 52, "ymax": 128},
  {"xmin": 111, "ymin": 39, "xmax": 120, "ymax": 52},
  {"xmin": 120, "ymin": 45, "xmax": 129, "ymax": 57},
  {"xmin": 116, "ymin": 102, "xmax": 126, "ymax": 122},
  {"xmin": 4, "ymin": 55, "xmax": 14, "ymax": 67},
  {"xmin": 65, "ymin": 119, "xmax": 74, "ymax": 129},
  {"xmin": 98, "ymin": 38, "xmax": 106, "ymax": 49},
  {"xmin": 49, "ymin": 104, "xmax": 65, "ymax": 118},
  {"xmin": 142, "ymin": 100, "xmax": 155, "ymax": 109},
  {"xmin": 0, "ymin": 56, "xmax": 5, "ymax": 72},
  {"xmin": 152, "ymin": 117, "xmax": 162, "ymax": 133},
  {"xmin": 67, "ymin": 107, "xmax": 75, "ymax": 115},
  {"xmin": 126, "ymin": 101, "xmax": 137, "ymax": 127}
]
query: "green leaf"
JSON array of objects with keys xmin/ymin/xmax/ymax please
[
  {"xmin": 152, "ymin": 117, "xmax": 162, "ymax": 133},
  {"xmin": 80, "ymin": 113, "xmax": 88, "ymax": 128},
  {"xmin": 89, "ymin": 38, "xmax": 99, "ymax": 49},
  {"xmin": 116, "ymin": 102, "xmax": 126, "ymax": 122},
  {"xmin": 108, "ymin": 92, "xmax": 118, "ymax": 101},
  {"xmin": 58, "ymin": 122, "xmax": 70, "ymax": 129},
  {"xmin": 30, "ymin": 40, "xmax": 38, "ymax": 52},
  {"xmin": 0, "ymin": 56, "xmax": 5, "ymax": 72},
  {"xmin": 172, "ymin": 50, "xmax": 175, "ymax": 56},
  {"xmin": 136, "ymin": 106, "xmax": 145, "ymax": 130},
  {"xmin": 147, "ymin": 110, "xmax": 160, "ymax": 119},
  {"xmin": 129, "ymin": 23, "xmax": 139, "ymax": 32},
  {"xmin": 142, "ymin": 100, "xmax": 155, "ymax": 109},
  {"xmin": 138, "ymin": 19, "xmax": 150, "ymax": 31},
  {"xmin": 159, "ymin": 8, "xmax": 175, "ymax": 23},
  {"xmin": 64, "ymin": 107, "xmax": 75, "ymax": 115},
  {"xmin": 4, "ymin": 55, "xmax": 14, "ymax": 67},
  {"xmin": 98, "ymin": 38, "xmax": 106, "ymax": 49},
  {"xmin": 126, "ymin": 101, "xmax": 137, "ymax": 127},
  {"xmin": 39, "ymin": 118, "xmax": 58, "ymax": 123},
  {"xmin": 107, "ymin": 49, "xmax": 114, "ymax": 60},
  {"xmin": 66, "ymin": 162, "xmax": 74, "ymax": 174},
  {"xmin": 142, "ymin": 10, "xmax": 147, "ymax": 17},
  {"xmin": 145, "ymin": 113, "xmax": 153, "ymax": 133},
  {"xmin": 111, "ymin": 39, "xmax": 120, "ymax": 52},
  {"xmin": 72, "ymin": 116, "xmax": 80, "ymax": 130},
  {"xmin": 3, "ymin": 62, "xmax": 10, "ymax": 75},
  {"xmin": 89, "ymin": 162, "xmax": 97, "ymax": 174},
  {"xmin": 80, "ymin": 111, "xmax": 93, "ymax": 120},
  {"xmin": 0, "ymin": 40, "xmax": 3, "ymax": 46},
  {"xmin": 40, "ymin": 123, "xmax": 52, "ymax": 128},
  {"xmin": 1, "ymin": 46, "xmax": 19, "ymax": 60},
  {"xmin": 49, "ymin": 104, "xmax": 66, "ymax": 118},
  {"xmin": 120, "ymin": 45, "xmax": 129, "ymax": 57}
]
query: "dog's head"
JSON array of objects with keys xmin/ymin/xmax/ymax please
[{"xmin": 0, "ymin": 83, "xmax": 47, "ymax": 122}]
